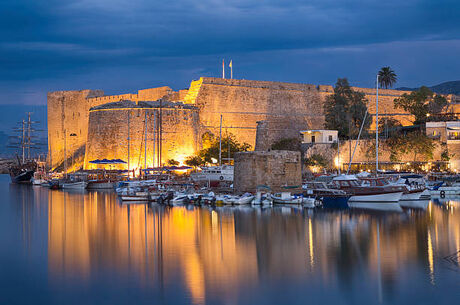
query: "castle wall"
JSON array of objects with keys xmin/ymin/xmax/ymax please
[
  {"xmin": 234, "ymin": 150, "xmax": 302, "ymax": 193},
  {"xmin": 84, "ymin": 101, "xmax": 200, "ymax": 171},
  {"xmin": 185, "ymin": 77, "xmax": 325, "ymax": 148},
  {"xmin": 318, "ymin": 87, "xmax": 415, "ymax": 129},
  {"xmin": 47, "ymin": 89, "xmax": 104, "ymax": 171}
]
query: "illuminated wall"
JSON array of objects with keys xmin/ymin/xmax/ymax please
[
  {"xmin": 47, "ymin": 90, "xmax": 104, "ymax": 171},
  {"xmin": 84, "ymin": 100, "xmax": 200, "ymax": 170}
]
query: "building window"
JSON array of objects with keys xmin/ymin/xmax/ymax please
[
  {"xmin": 448, "ymin": 131, "xmax": 460, "ymax": 140},
  {"xmin": 329, "ymin": 135, "xmax": 333, "ymax": 142},
  {"xmin": 311, "ymin": 135, "xmax": 316, "ymax": 143}
]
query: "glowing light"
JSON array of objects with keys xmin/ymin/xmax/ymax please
[
  {"xmin": 308, "ymin": 219, "xmax": 314, "ymax": 268},
  {"xmin": 211, "ymin": 158, "xmax": 218, "ymax": 164},
  {"xmin": 427, "ymin": 230, "xmax": 435, "ymax": 285}
]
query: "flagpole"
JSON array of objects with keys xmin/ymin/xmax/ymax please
[
  {"xmin": 222, "ymin": 59, "xmax": 225, "ymax": 79},
  {"xmin": 230, "ymin": 60, "xmax": 233, "ymax": 79}
]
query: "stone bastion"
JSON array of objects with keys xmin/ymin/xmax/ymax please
[{"xmin": 84, "ymin": 100, "xmax": 200, "ymax": 171}]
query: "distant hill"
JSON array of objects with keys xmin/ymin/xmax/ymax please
[{"xmin": 396, "ymin": 80, "xmax": 460, "ymax": 95}]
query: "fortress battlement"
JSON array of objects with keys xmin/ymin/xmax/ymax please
[{"xmin": 47, "ymin": 76, "xmax": 455, "ymax": 172}]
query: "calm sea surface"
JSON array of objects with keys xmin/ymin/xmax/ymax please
[{"xmin": 0, "ymin": 175, "xmax": 459, "ymax": 305}]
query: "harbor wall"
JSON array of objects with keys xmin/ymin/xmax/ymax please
[
  {"xmin": 84, "ymin": 100, "xmax": 200, "ymax": 171},
  {"xmin": 234, "ymin": 150, "xmax": 302, "ymax": 193}
]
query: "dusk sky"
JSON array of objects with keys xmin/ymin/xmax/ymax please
[{"xmin": 1, "ymin": 0, "xmax": 459, "ymax": 105}]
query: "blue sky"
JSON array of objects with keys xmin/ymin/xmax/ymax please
[{"xmin": 0, "ymin": 0, "xmax": 459, "ymax": 105}]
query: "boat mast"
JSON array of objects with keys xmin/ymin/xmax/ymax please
[
  {"xmin": 376, "ymin": 74, "xmax": 379, "ymax": 174},
  {"xmin": 64, "ymin": 128, "xmax": 67, "ymax": 177},
  {"xmin": 21, "ymin": 120, "xmax": 25, "ymax": 164},
  {"xmin": 337, "ymin": 137, "xmax": 341, "ymax": 175},
  {"xmin": 153, "ymin": 110, "xmax": 156, "ymax": 168},
  {"xmin": 159, "ymin": 99, "xmax": 162, "ymax": 167},
  {"xmin": 127, "ymin": 111, "xmax": 130, "ymax": 180},
  {"xmin": 144, "ymin": 110, "xmax": 148, "ymax": 175},
  {"xmin": 27, "ymin": 113, "xmax": 31, "ymax": 159},
  {"xmin": 219, "ymin": 115, "xmax": 222, "ymax": 166}
]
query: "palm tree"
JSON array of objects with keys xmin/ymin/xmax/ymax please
[{"xmin": 378, "ymin": 67, "xmax": 397, "ymax": 89}]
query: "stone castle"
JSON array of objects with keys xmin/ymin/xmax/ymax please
[{"xmin": 47, "ymin": 77, "xmax": 458, "ymax": 172}]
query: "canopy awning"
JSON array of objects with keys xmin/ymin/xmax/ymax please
[{"xmin": 89, "ymin": 158, "xmax": 127, "ymax": 164}]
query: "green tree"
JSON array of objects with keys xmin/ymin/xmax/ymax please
[
  {"xmin": 324, "ymin": 78, "xmax": 371, "ymax": 138},
  {"xmin": 198, "ymin": 133, "xmax": 251, "ymax": 164},
  {"xmin": 270, "ymin": 138, "xmax": 301, "ymax": 151},
  {"xmin": 394, "ymin": 86, "xmax": 449, "ymax": 124},
  {"xmin": 378, "ymin": 67, "xmax": 397, "ymax": 89},
  {"xmin": 305, "ymin": 154, "xmax": 328, "ymax": 168},
  {"xmin": 167, "ymin": 159, "xmax": 179, "ymax": 166},
  {"xmin": 379, "ymin": 118, "xmax": 403, "ymax": 138},
  {"xmin": 383, "ymin": 132, "xmax": 435, "ymax": 162},
  {"xmin": 185, "ymin": 156, "xmax": 204, "ymax": 169}
]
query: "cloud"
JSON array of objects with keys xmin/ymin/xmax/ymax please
[{"xmin": 0, "ymin": 0, "xmax": 459, "ymax": 104}]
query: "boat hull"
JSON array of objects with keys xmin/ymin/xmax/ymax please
[
  {"xmin": 321, "ymin": 196, "xmax": 350, "ymax": 209},
  {"xmin": 399, "ymin": 200, "xmax": 429, "ymax": 209},
  {"xmin": 62, "ymin": 182, "xmax": 87, "ymax": 190},
  {"xmin": 348, "ymin": 192, "xmax": 403, "ymax": 212},
  {"xmin": 121, "ymin": 196, "xmax": 149, "ymax": 201},
  {"xmin": 10, "ymin": 170, "xmax": 34, "ymax": 184},
  {"xmin": 87, "ymin": 181, "xmax": 116, "ymax": 190},
  {"xmin": 400, "ymin": 190, "xmax": 431, "ymax": 201}
]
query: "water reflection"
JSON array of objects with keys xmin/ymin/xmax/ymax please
[{"xmin": 10, "ymin": 185, "xmax": 460, "ymax": 304}]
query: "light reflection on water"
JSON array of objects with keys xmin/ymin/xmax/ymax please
[{"xmin": 2, "ymin": 176, "xmax": 460, "ymax": 305}]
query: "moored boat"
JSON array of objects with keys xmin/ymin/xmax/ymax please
[
  {"xmin": 62, "ymin": 181, "xmax": 87, "ymax": 190},
  {"xmin": 332, "ymin": 175, "xmax": 404, "ymax": 212},
  {"xmin": 86, "ymin": 180, "xmax": 116, "ymax": 190},
  {"xmin": 271, "ymin": 192, "xmax": 303, "ymax": 205}
]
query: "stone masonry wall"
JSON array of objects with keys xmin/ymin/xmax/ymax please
[
  {"xmin": 234, "ymin": 150, "xmax": 301, "ymax": 194},
  {"xmin": 185, "ymin": 77, "xmax": 325, "ymax": 149},
  {"xmin": 47, "ymin": 89, "xmax": 104, "ymax": 171},
  {"xmin": 318, "ymin": 86, "xmax": 415, "ymax": 129},
  {"xmin": 255, "ymin": 119, "xmax": 303, "ymax": 151},
  {"xmin": 84, "ymin": 101, "xmax": 200, "ymax": 171}
]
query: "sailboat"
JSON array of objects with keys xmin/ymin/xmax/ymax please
[{"xmin": 8, "ymin": 114, "xmax": 40, "ymax": 184}]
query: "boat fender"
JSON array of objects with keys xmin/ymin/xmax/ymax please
[
  {"xmin": 440, "ymin": 190, "xmax": 445, "ymax": 198},
  {"xmin": 219, "ymin": 176, "xmax": 224, "ymax": 181}
]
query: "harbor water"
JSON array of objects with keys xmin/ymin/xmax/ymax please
[{"xmin": 0, "ymin": 175, "xmax": 459, "ymax": 305}]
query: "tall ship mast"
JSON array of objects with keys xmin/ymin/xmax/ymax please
[{"xmin": 7, "ymin": 113, "xmax": 43, "ymax": 184}]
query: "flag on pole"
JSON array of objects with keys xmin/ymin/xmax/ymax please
[
  {"xmin": 229, "ymin": 60, "xmax": 233, "ymax": 79},
  {"xmin": 222, "ymin": 59, "xmax": 225, "ymax": 79}
]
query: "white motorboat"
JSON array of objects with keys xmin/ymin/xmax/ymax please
[
  {"xmin": 190, "ymin": 165, "xmax": 234, "ymax": 186},
  {"xmin": 169, "ymin": 193, "xmax": 191, "ymax": 206},
  {"xmin": 429, "ymin": 182, "xmax": 460, "ymax": 196},
  {"xmin": 302, "ymin": 197, "xmax": 316, "ymax": 208},
  {"xmin": 348, "ymin": 192, "xmax": 403, "ymax": 212},
  {"xmin": 62, "ymin": 181, "xmax": 87, "ymax": 190},
  {"xmin": 252, "ymin": 191, "xmax": 273, "ymax": 206},
  {"xmin": 215, "ymin": 194, "xmax": 237, "ymax": 205},
  {"xmin": 121, "ymin": 191, "xmax": 149, "ymax": 201},
  {"xmin": 234, "ymin": 193, "xmax": 255, "ymax": 205},
  {"xmin": 271, "ymin": 192, "xmax": 303, "ymax": 205}
]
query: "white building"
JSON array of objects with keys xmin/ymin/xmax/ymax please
[{"xmin": 300, "ymin": 130, "xmax": 338, "ymax": 144}]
